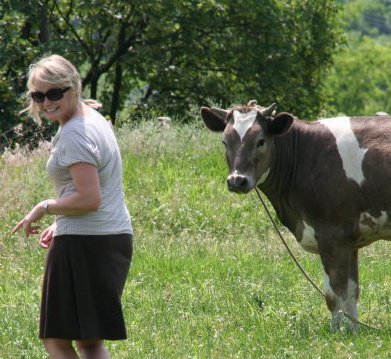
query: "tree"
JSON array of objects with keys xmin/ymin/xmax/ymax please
[
  {"xmin": 323, "ymin": 37, "xmax": 391, "ymax": 115},
  {"xmin": 343, "ymin": 0, "xmax": 391, "ymax": 38},
  {"xmin": 0, "ymin": 0, "xmax": 343, "ymax": 137},
  {"xmin": 321, "ymin": 0, "xmax": 391, "ymax": 116},
  {"xmin": 121, "ymin": 0, "xmax": 343, "ymax": 119},
  {"xmin": 0, "ymin": 1, "xmax": 48, "ymax": 146}
]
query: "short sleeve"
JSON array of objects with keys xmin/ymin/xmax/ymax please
[{"xmin": 57, "ymin": 127, "xmax": 101, "ymax": 167}]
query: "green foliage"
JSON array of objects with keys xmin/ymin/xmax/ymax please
[
  {"xmin": 0, "ymin": 0, "xmax": 343, "ymax": 137},
  {"xmin": 0, "ymin": 2, "xmax": 43, "ymax": 133},
  {"xmin": 319, "ymin": 0, "xmax": 391, "ymax": 116},
  {"xmin": 135, "ymin": 0, "xmax": 343, "ymax": 119},
  {"xmin": 0, "ymin": 120, "xmax": 390, "ymax": 357},
  {"xmin": 344, "ymin": 0, "xmax": 391, "ymax": 39},
  {"xmin": 323, "ymin": 37, "xmax": 391, "ymax": 115}
]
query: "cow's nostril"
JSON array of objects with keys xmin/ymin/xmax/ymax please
[
  {"xmin": 236, "ymin": 176, "xmax": 248, "ymax": 188},
  {"xmin": 227, "ymin": 175, "xmax": 249, "ymax": 192}
]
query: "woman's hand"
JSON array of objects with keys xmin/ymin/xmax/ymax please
[
  {"xmin": 12, "ymin": 201, "xmax": 47, "ymax": 238},
  {"xmin": 39, "ymin": 222, "xmax": 56, "ymax": 249}
]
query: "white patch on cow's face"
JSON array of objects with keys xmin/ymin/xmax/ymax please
[
  {"xmin": 319, "ymin": 117, "xmax": 368, "ymax": 185},
  {"xmin": 233, "ymin": 110, "xmax": 258, "ymax": 141},
  {"xmin": 299, "ymin": 221, "xmax": 318, "ymax": 253},
  {"xmin": 359, "ymin": 211, "xmax": 388, "ymax": 233}
]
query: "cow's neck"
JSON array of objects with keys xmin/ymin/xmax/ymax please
[{"xmin": 258, "ymin": 121, "xmax": 304, "ymax": 233}]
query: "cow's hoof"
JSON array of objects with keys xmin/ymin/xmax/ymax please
[{"xmin": 331, "ymin": 311, "xmax": 358, "ymax": 333}]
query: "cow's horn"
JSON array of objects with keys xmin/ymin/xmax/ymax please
[
  {"xmin": 260, "ymin": 103, "xmax": 277, "ymax": 117},
  {"xmin": 247, "ymin": 99, "xmax": 257, "ymax": 106},
  {"xmin": 211, "ymin": 107, "xmax": 229, "ymax": 119}
]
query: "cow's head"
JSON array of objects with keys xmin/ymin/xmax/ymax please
[{"xmin": 201, "ymin": 101, "xmax": 294, "ymax": 193}]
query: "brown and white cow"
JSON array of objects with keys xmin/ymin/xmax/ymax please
[{"xmin": 201, "ymin": 100, "xmax": 391, "ymax": 331}]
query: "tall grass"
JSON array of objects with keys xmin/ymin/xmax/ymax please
[{"xmin": 0, "ymin": 119, "xmax": 390, "ymax": 358}]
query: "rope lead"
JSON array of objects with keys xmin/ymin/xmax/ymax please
[{"xmin": 254, "ymin": 187, "xmax": 379, "ymax": 330}]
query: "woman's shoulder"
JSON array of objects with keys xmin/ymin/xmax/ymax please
[
  {"xmin": 59, "ymin": 106, "xmax": 112, "ymax": 144},
  {"xmin": 59, "ymin": 117, "xmax": 86, "ymax": 137},
  {"xmin": 85, "ymin": 107, "xmax": 115, "ymax": 134}
]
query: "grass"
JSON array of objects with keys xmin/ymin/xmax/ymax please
[{"xmin": 0, "ymin": 119, "xmax": 390, "ymax": 358}]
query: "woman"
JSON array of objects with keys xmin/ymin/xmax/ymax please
[{"xmin": 12, "ymin": 54, "xmax": 133, "ymax": 359}]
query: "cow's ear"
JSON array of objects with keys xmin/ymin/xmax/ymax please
[
  {"xmin": 201, "ymin": 107, "xmax": 227, "ymax": 132},
  {"xmin": 267, "ymin": 112, "xmax": 294, "ymax": 136}
]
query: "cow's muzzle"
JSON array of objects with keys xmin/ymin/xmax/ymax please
[{"xmin": 227, "ymin": 173, "xmax": 253, "ymax": 193}]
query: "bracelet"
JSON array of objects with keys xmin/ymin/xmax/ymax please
[{"xmin": 43, "ymin": 200, "xmax": 49, "ymax": 214}]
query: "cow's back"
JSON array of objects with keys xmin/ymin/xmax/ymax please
[
  {"xmin": 309, "ymin": 116, "xmax": 391, "ymax": 207},
  {"xmin": 350, "ymin": 117, "xmax": 391, "ymax": 209},
  {"xmin": 266, "ymin": 115, "xmax": 391, "ymax": 249}
]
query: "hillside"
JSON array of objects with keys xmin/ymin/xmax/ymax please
[{"xmin": 0, "ymin": 121, "xmax": 390, "ymax": 357}]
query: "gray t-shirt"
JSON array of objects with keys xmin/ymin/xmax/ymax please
[{"xmin": 46, "ymin": 108, "xmax": 132, "ymax": 236}]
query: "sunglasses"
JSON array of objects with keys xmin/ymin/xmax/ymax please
[{"xmin": 30, "ymin": 87, "xmax": 71, "ymax": 103}]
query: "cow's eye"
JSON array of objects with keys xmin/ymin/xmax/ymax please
[
  {"xmin": 222, "ymin": 140, "xmax": 227, "ymax": 147},
  {"xmin": 257, "ymin": 139, "xmax": 265, "ymax": 147}
]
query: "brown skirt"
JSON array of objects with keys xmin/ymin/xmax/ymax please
[{"xmin": 39, "ymin": 233, "xmax": 132, "ymax": 340}]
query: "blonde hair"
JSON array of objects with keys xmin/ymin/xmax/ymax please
[{"xmin": 20, "ymin": 54, "xmax": 102, "ymax": 124}]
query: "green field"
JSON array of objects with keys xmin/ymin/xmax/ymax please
[{"xmin": 0, "ymin": 120, "xmax": 390, "ymax": 358}]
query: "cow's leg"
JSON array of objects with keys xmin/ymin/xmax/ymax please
[
  {"xmin": 319, "ymin": 239, "xmax": 359, "ymax": 331},
  {"xmin": 347, "ymin": 250, "xmax": 359, "ymax": 323}
]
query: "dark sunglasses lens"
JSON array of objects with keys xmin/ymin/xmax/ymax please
[
  {"xmin": 30, "ymin": 88, "xmax": 68, "ymax": 103},
  {"xmin": 31, "ymin": 92, "xmax": 45, "ymax": 103},
  {"xmin": 46, "ymin": 89, "xmax": 65, "ymax": 101}
]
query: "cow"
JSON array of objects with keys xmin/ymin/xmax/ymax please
[{"xmin": 200, "ymin": 100, "xmax": 391, "ymax": 331}]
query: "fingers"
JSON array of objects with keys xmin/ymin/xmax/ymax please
[
  {"xmin": 23, "ymin": 224, "xmax": 33, "ymax": 238},
  {"xmin": 40, "ymin": 240, "xmax": 51, "ymax": 249},
  {"xmin": 40, "ymin": 233, "xmax": 53, "ymax": 249},
  {"xmin": 30, "ymin": 226, "xmax": 41, "ymax": 235},
  {"xmin": 12, "ymin": 219, "xmax": 41, "ymax": 238},
  {"xmin": 12, "ymin": 215, "xmax": 31, "ymax": 235},
  {"xmin": 13, "ymin": 205, "xmax": 52, "ymax": 244},
  {"xmin": 12, "ymin": 221, "xmax": 24, "ymax": 234},
  {"xmin": 12, "ymin": 204, "xmax": 46, "ymax": 236},
  {"xmin": 40, "ymin": 227, "xmax": 50, "ymax": 238},
  {"xmin": 40, "ymin": 225, "xmax": 54, "ymax": 248}
]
